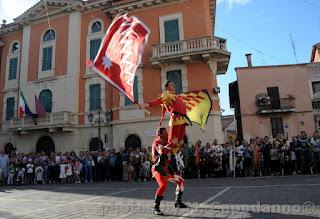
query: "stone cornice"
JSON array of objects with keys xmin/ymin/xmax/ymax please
[{"xmin": 105, "ymin": 0, "xmax": 187, "ymax": 16}]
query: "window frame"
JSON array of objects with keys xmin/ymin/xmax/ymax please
[
  {"xmin": 39, "ymin": 89, "xmax": 53, "ymax": 113},
  {"xmin": 159, "ymin": 12, "xmax": 184, "ymax": 44},
  {"xmin": 89, "ymin": 83, "xmax": 102, "ymax": 112},
  {"xmin": 160, "ymin": 64, "xmax": 188, "ymax": 93},
  {"xmin": 38, "ymin": 29, "xmax": 56, "ymax": 79},
  {"xmin": 5, "ymin": 97, "xmax": 15, "ymax": 121},
  {"xmin": 119, "ymin": 68, "xmax": 144, "ymax": 108},
  {"xmin": 86, "ymin": 19, "xmax": 104, "ymax": 75},
  {"xmin": 271, "ymin": 117, "xmax": 284, "ymax": 138},
  {"xmin": 5, "ymin": 41, "xmax": 20, "ymax": 88}
]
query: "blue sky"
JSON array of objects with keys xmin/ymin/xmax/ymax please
[
  {"xmin": 216, "ymin": 0, "xmax": 320, "ymax": 115},
  {"xmin": 0, "ymin": 0, "xmax": 319, "ymax": 115}
]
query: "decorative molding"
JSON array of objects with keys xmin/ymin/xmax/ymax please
[{"xmin": 106, "ymin": 0, "xmax": 187, "ymax": 17}]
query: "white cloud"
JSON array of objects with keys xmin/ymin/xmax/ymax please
[
  {"xmin": 0, "ymin": 0, "xmax": 39, "ymax": 23},
  {"xmin": 217, "ymin": 0, "xmax": 252, "ymax": 9}
]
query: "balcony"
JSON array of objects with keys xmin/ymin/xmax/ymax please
[
  {"xmin": 257, "ymin": 98, "xmax": 296, "ymax": 114},
  {"xmin": 4, "ymin": 112, "xmax": 77, "ymax": 134},
  {"xmin": 150, "ymin": 36, "xmax": 230, "ymax": 74},
  {"xmin": 312, "ymin": 99, "xmax": 320, "ymax": 110}
]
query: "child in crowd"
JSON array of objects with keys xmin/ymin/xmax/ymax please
[
  {"xmin": 73, "ymin": 158, "xmax": 81, "ymax": 183},
  {"xmin": 59, "ymin": 161, "xmax": 66, "ymax": 183},
  {"xmin": 142, "ymin": 159, "xmax": 151, "ymax": 181},
  {"xmin": 16, "ymin": 165, "xmax": 25, "ymax": 185},
  {"xmin": 66, "ymin": 159, "xmax": 73, "ymax": 183},
  {"xmin": 26, "ymin": 159, "xmax": 34, "ymax": 184},
  {"xmin": 7, "ymin": 162, "xmax": 15, "ymax": 186},
  {"xmin": 35, "ymin": 165, "xmax": 44, "ymax": 184}
]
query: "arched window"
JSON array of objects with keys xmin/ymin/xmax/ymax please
[
  {"xmin": 4, "ymin": 143, "xmax": 15, "ymax": 155},
  {"xmin": 39, "ymin": 89, "xmax": 53, "ymax": 113},
  {"xmin": 87, "ymin": 20, "xmax": 103, "ymax": 65},
  {"xmin": 91, "ymin": 21, "xmax": 102, "ymax": 33},
  {"xmin": 7, "ymin": 41, "xmax": 20, "ymax": 81},
  {"xmin": 11, "ymin": 42, "xmax": 19, "ymax": 53},
  {"xmin": 89, "ymin": 137, "xmax": 103, "ymax": 151},
  {"xmin": 125, "ymin": 134, "xmax": 141, "ymax": 150},
  {"xmin": 43, "ymin": 29, "xmax": 56, "ymax": 42},
  {"xmin": 36, "ymin": 136, "xmax": 55, "ymax": 155},
  {"xmin": 39, "ymin": 29, "xmax": 56, "ymax": 77}
]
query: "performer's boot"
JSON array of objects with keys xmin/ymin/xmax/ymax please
[
  {"xmin": 155, "ymin": 155, "xmax": 167, "ymax": 176},
  {"xmin": 175, "ymin": 191, "xmax": 188, "ymax": 208},
  {"xmin": 154, "ymin": 195, "xmax": 164, "ymax": 215}
]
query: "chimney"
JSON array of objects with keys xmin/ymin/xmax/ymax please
[{"xmin": 245, "ymin": 54, "xmax": 252, "ymax": 67}]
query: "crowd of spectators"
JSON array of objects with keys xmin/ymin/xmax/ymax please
[{"xmin": 0, "ymin": 130, "xmax": 319, "ymax": 186}]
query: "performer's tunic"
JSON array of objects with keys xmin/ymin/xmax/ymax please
[{"xmin": 148, "ymin": 91, "xmax": 189, "ymax": 154}]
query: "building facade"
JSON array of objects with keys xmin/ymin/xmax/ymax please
[
  {"xmin": 308, "ymin": 42, "xmax": 320, "ymax": 131},
  {"xmin": 230, "ymin": 56, "xmax": 315, "ymax": 141},
  {"xmin": 0, "ymin": 0, "xmax": 230, "ymax": 154}
]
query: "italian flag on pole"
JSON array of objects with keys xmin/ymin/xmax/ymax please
[{"xmin": 19, "ymin": 89, "xmax": 33, "ymax": 118}]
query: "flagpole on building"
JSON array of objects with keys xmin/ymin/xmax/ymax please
[{"xmin": 17, "ymin": 57, "xmax": 22, "ymax": 119}]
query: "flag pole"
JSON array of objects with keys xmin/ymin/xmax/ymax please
[{"xmin": 136, "ymin": 103, "xmax": 151, "ymax": 115}]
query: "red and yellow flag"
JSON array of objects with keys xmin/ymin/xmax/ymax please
[{"xmin": 178, "ymin": 90, "xmax": 212, "ymax": 131}]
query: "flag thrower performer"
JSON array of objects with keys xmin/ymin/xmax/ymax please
[
  {"xmin": 152, "ymin": 127, "xmax": 187, "ymax": 215},
  {"xmin": 141, "ymin": 81, "xmax": 190, "ymax": 173},
  {"xmin": 140, "ymin": 81, "xmax": 213, "ymax": 171}
]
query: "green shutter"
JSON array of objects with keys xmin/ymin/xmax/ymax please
[
  {"xmin": 164, "ymin": 19, "xmax": 179, "ymax": 43},
  {"xmin": 89, "ymin": 84, "xmax": 101, "ymax": 111},
  {"xmin": 6, "ymin": 98, "xmax": 15, "ymax": 121},
  {"xmin": 167, "ymin": 70, "xmax": 182, "ymax": 94},
  {"xmin": 125, "ymin": 76, "xmax": 138, "ymax": 106},
  {"xmin": 8, "ymin": 58, "xmax": 18, "ymax": 80},
  {"xmin": 39, "ymin": 90, "xmax": 52, "ymax": 113},
  {"xmin": 42, "ymin": 47, "xmax": 53, "ymax": 71},
  {"xmin": 90, "ymin": 39, "xmax": 102, "ymax": 60}
]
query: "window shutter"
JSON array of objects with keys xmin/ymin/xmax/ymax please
[
  {"xmin": 164, "ymin": 19, "xmax": 179, "ymax": 43},
  {"xmin": 39, "ymin": 90, "xmax": 52, "ymax": 113},
  {"xmin": 8, "ymin": 58, "xmax": 18, "ymax": 80},
  {"xmin": 6, "ymin": 98, "xmax": 15, "ymax": 121},
  {"xmin": 125, "ymin": 76, "xmax": 138, "ymax": 106},
  {"xmin": 89, "ymin": 84, "xmax": 101, "ymax": 111},
  {"xmin": 90, "ymin": 39, "xmax": 102, "ymax": 60},
  {"xmin": 167, "ymin": 70, "xmax": 182, "ymax": 94},
  {"xmin": 42, "ymin": 47, "xmax": 53, "ymax": 71}
]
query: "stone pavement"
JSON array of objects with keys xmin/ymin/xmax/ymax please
[{"xmin": 0, "ymin": 175, "xmax": 320, "ymax": 218}]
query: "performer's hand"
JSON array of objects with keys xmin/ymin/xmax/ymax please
[
  {"xmin": 140, "ymin": 103, "xmax": 150, "ymax": 108},
  {"xmin": 172, "ymin": 137, "xmax": 179, "ymax": 146}
]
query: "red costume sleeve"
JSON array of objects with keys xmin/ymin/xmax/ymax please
[{"xmin": 148, "ymin": 97, "xmax": 163, "ymax": 107}]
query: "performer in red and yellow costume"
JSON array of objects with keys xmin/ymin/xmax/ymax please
[
  {"xmin": 152, "ymin": 127, "xmax": 187, "ymax": 215},
  {"xmin": 142, "ymin": 81, "xmax": 190, "ymax": 155}
]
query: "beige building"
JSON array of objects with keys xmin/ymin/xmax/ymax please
[
  {"xmin": 308, "ymin": 42, "xmax": 320, "ymax": 131},
  {"xmin": 230, "ymin": 55, "xmax": 315, "ymax": 140},
  {"xmin": 0, "ymin": 0, "xmax": 230, "ymax": 154}
]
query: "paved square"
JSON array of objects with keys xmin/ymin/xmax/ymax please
[{"xmin": 0, "ymin": 175, "xmax": 320, "ymax": 218}]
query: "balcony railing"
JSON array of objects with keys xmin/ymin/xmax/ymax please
[
  {"xmin": 258, "ymin": 98, "xmax": 296, "ymax": 114},
  {"xmin": 151, "ymin": 36, "xmax": 228, "ymax": 60},
  {"xmin": 5, "ymin": 112, "xmax": 76, "ymax": 132}
]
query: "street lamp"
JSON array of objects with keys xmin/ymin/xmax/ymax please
[{"xmin": 88, "ymin": 107, "xmax": 112, "ymax": 151}]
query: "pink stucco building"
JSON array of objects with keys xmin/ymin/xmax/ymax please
[{"xmin": 230, "ymin": 55, "xmax": 315, "ymax": 140}]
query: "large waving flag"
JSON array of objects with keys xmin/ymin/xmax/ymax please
[
  {"xmin": 178, "ymin": 90, "xmax": 212, "ymax": 131},
  {"xmin": 19, "ymin": 89, "xmax": 33, "ymax": 118},
  {"xmin": 90, "ymin": 14, "xmax": 150, "ymax": 102}
]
